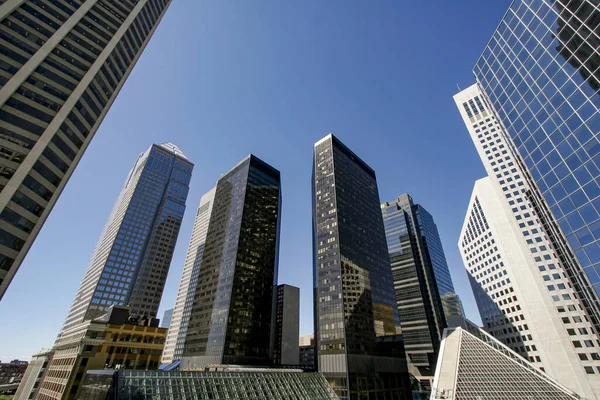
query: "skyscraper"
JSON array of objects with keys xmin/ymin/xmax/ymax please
[
  {"xmin": 181, "ymin": 155, "xmax": 281, "ymax": 370},
  {"xmin": 455, "ymin": 84, "xmax": 600, "ymax": 398},
  {"xmin": 272, "ymin": 284, "xmax": 300, "ymax": 366},
  {"xmin": 312, "ymin": 134, "xmax": 409, "ymax": 399},
  {"xmin": 161, "ymin": 308, "xmax": 173, "ymax": 329},
  {"xmin": 60, "ymin": 143, "xmax": 192, "ymax": 335},
  {"xmin": 161, "ymin": 187, "xmax": 216, "ymax": 364},
  {"xmin": 381, "ymin": 194, "xmax": 459, "ymax": 386},
  {"xmin": 472, "ymin": 0, "xmax": 600, "ymax": 335},
  {"xmin": 0, "ymin": 0, "xmax": 173, "ymax": 300}
]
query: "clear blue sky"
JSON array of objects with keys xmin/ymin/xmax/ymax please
[{"xmin": 0, "ymin": 0, "xmax": 512, "ymax": 361}]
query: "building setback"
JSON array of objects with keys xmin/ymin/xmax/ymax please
[
  {"xmin": 381, "ymin": 194, "xmax": 460, "ymax": 386},
  {"xmin": 161, "ymin": 188, "xmax": 216, "ymax": 364},
  {"xmin": 272, "ymin": 284, "xmax": 300, "ymax": 366},
  {"xmin": 473, "ymin": 0, "xmax": 600, "ymax": 339},
  {"xmin": 312, "ymin": 134, "xmax": 410, "ymax": 399},
  {"xmin": 455, "ymin": 82, "xmax": 600, "ymax": 399},
  {"xmin": 59, "ymin": 143, "xmax": 192, "ymax": 334},
  {"xmin": 181, "ymin": 155, "xmax": 281, "ymax": 370},
  {"xmin": 0, "ymin": 0, "xmax": 173, "ymax": 300}
]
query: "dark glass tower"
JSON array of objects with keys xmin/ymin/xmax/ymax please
[
  {"xmin": 381, "ymin": 194, "xmax": 459, "ymax": 387},
  {"xmin": 181, "ymin": 155, "xmax": 281, "ymax": 370},
  {"xmin": 473, "ymin": 0, "xmax": 600, "ymax": 333},
  {"xmin": 0, "ymin": 0, "xmax": 172, "ymax": 300},
  {"xmin": 61, "ymin": 143, "xmax": 192, "ymax": 334},
  {"xmin": 312, "ymin": 134, "xmax": 409, "ymax": 400}
]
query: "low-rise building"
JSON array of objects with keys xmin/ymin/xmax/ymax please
[
  {"xmin": 14, "ymin": 349, "xmax": 53, "ymax": 400},
  {"xmin": 0, "ymin": 360, "xmax": 28, "ymax": 384},
  {"xmin": 36, "ymin": 306, "xmax": 166, "ymax": 400}
]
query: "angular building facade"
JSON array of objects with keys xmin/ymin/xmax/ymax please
[
  {"xmin": 473, "ymin": 0, "xmax": 600, "ymax": 337},
  {"xmin": 312, "ymin": 134, "xmax": 409, "ymax": 399},
  {"xmin": 181, "ymin": 155, "xmax": 281, "ymax": 370},
  {"xmin": 161, "ymin": 188, "xmax": 215, "ymax": 364},
  {"xmin": 431, "ymin": 326, "xmax": 582, "ymax": 400},
  {"xmin": 272, "ymin": 284, "xmax": 300, "ymax": 366},
  {"xmin": 455, "ymin": 83, "xmax": 600, "ymax": 398},
  {"xmin": 381, "ymin": 194, "xmax": 459, "ymax": 386},
  {"xmin": 0, "ymin": 0, "xmax": 172, "ymax": 300},
  {"xmin": 60, "ymin": 143, "xmax": 192, "ymax": 334}
]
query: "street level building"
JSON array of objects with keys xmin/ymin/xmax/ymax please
[
  {"xmin": 59, "ymin": 143, "xmax": 192, "ymax": 335},
  {"xmin": 36, "ymin": 306, "xmax": 166, "ymax": 400},
  {"xmin": 181, "ymin": 155, "xmax": 281, "ymax": 370},
  {"xmin": 312, "ymin": 134, "xmax": 410, "ymax": 399},
  {"xmin": 0, "ymin": 0, "xmax": 173, "ymax": 300}
]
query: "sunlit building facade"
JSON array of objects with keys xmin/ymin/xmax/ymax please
[
  {"xmin": 0, "ymin": 0, "xmax": 172, "ymax": 300},
  {"xmin": 60, "ymin": 143, "xmax": 192, "ymax": 335}
]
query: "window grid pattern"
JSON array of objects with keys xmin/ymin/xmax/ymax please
[{"xmin": 474, "ymin": 0, "xmax": 600, "ymax": 333}]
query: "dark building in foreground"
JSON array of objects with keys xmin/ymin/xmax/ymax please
[
  {"xmin": 312, "ymin": 134, "xmax": 410, "ymax": 399},
  {"xmin": 272, "ymin": 284, "xmax": 300, "ymax": 366},
  {"xmin": 80, "ymin": 368, "xmax": 338, "ymax": 400},
  {"xmin": 181, "ymin": 155, "xmax": 281, "ymax": 370},
  {"xmin": 381, "ymin": 194, "xmax": 460, "ymax": 386},
  {"xmin": 0, "ymin": 0, "xmax": 173, "ymax": 301}
]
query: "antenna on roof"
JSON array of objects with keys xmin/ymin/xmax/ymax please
[{"xmin": 457, "ymin": 83, "xmax": 462, "ymax": 91}]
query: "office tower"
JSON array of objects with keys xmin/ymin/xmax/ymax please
[
  {"xmin": 431, "ymin": 326, "xmax": 581, "ymax": 400},
  {"xmin": 37, "ymin": 306, "xmax": 166, "ymax": 400},
  {"xmin": 381, "ymin": 194, "xmax": 459, "ymax": 386},
  {"xmin": 161, "ymin": 188, "xmax": 216, "ymax": 364},
  {"xmin": 472, "ymin": 0, "xmax": 600, "ymax": 337},
  {"xmin": 272, "ymin": 284, "xmax": 300, "ymax": 366},
  {"xmin": 312, "ymin": 134, "xmax": 409, "ymax": 399},
  {"xmin": 455, "ymin": 84, "xmax": 600, "ymax": 397},
  {"xmin": 0, "ymin": 0, "xmax": 172, "ymax": 300},
  {"xmin": 161, "ymin": 308, "xmax": 173, "ymax": 329},
  {"xmin": 181, "ymin": 155, "xmax": 281, "ymax": 370},
  {"xmin": 299, "ymin": 335, "xmax": 316, "ymax": 369},
  {"xmin": 161, "ymin": 187, "xmax": 215, "ymax": 364},
  {"xmin": 59, "ymin": 143, "xmax": 192, "ymax": 335},
  {"xmin": 80, "ymin": 368, "xmax": 339, "ymax": 400}
]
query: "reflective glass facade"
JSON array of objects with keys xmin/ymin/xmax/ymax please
[
  {"xmin": 474, "ymin": 0, "xmax": 600, "ymax": 332},
  {"xmin": 61, "ymin": 143, "xmax": 192, "ymax": 334},
  {"xmin": 381, "ymin": 194, "xmax": 456, "ymax": 384},
  {"xmin": 312, "ymin": 134, "xmax": 409, "ymax": 399},
  {"xmin": 80, "ymin": 369, "xmax": 339, "ymax": 400},
  {"xmin": 181, "ymin": 155, "xmax": 281, "ymax": 370},
  {"xmin": 0, "ymin": 0, "xmax": 172, "ymax": 300}
]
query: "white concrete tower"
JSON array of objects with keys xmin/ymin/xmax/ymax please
[{"xmin": 455, "ymin": 84, "xmax": 600, "ymax": 399}]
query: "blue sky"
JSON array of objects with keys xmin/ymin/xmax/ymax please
[{"xmin": 0, "ymin": 0, "xmax": 512, "ymax": 361}]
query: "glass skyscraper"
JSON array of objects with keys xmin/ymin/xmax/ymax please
[
  {"xmin": 181, "ymin": 155, "xmax": 281, "ymax": 370},
  {"xmin": 0, "ymin": 0, "xmax": 173, "ymax": 300},
  {"xmin": 381, "ymin": 194, "xmax": 459, "ymax": 387},
  {"xmin": 312, "ymin": 134, "xmax": 409, "ymax": 400},
  {"xmin": 60, "ymin": 143, "xmax": 192, "ymax": 334},
  {"xmin": 473, "ymin": 0, "xmax": 600, "ymax": 334}
]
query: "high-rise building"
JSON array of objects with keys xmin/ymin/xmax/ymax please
[
  {"xmin": 272, "ymin": 284, "xmax": 300, "ymax": 366},
  {"xmin": 161, "ymin": 308, "xmax": 173, "ymax": 329},
  {"xmin": 161, "ymin": 187, "xmax": 216, "ymax": 364},
  {"xmin": 0, "ymin": 0, "xmax": 172, "ymax": 300},
  {"xmin": 381, "ymin": 194, "xmax": 459, "ymax": 386},
  {"xmin": 431, "ymin": 325, "xmax": 582, "ymax": 400},
  {"xmin": 312, "ymin": 134, "xmax": 410, "ymax": 399},
  {"xmin": 181, "ymin": 155, "xmax": 281, "ymax": 370},
  {"xmin": 59, "ymin": 143, "xmax": 192, "ymax": 334},
  {"xmin": 455, "ymin": 84, "xmax": 600, "ymax": 398},
  {"xmin": 472, "ymin": 0, "xmax": 600, "ymax": 337}
]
